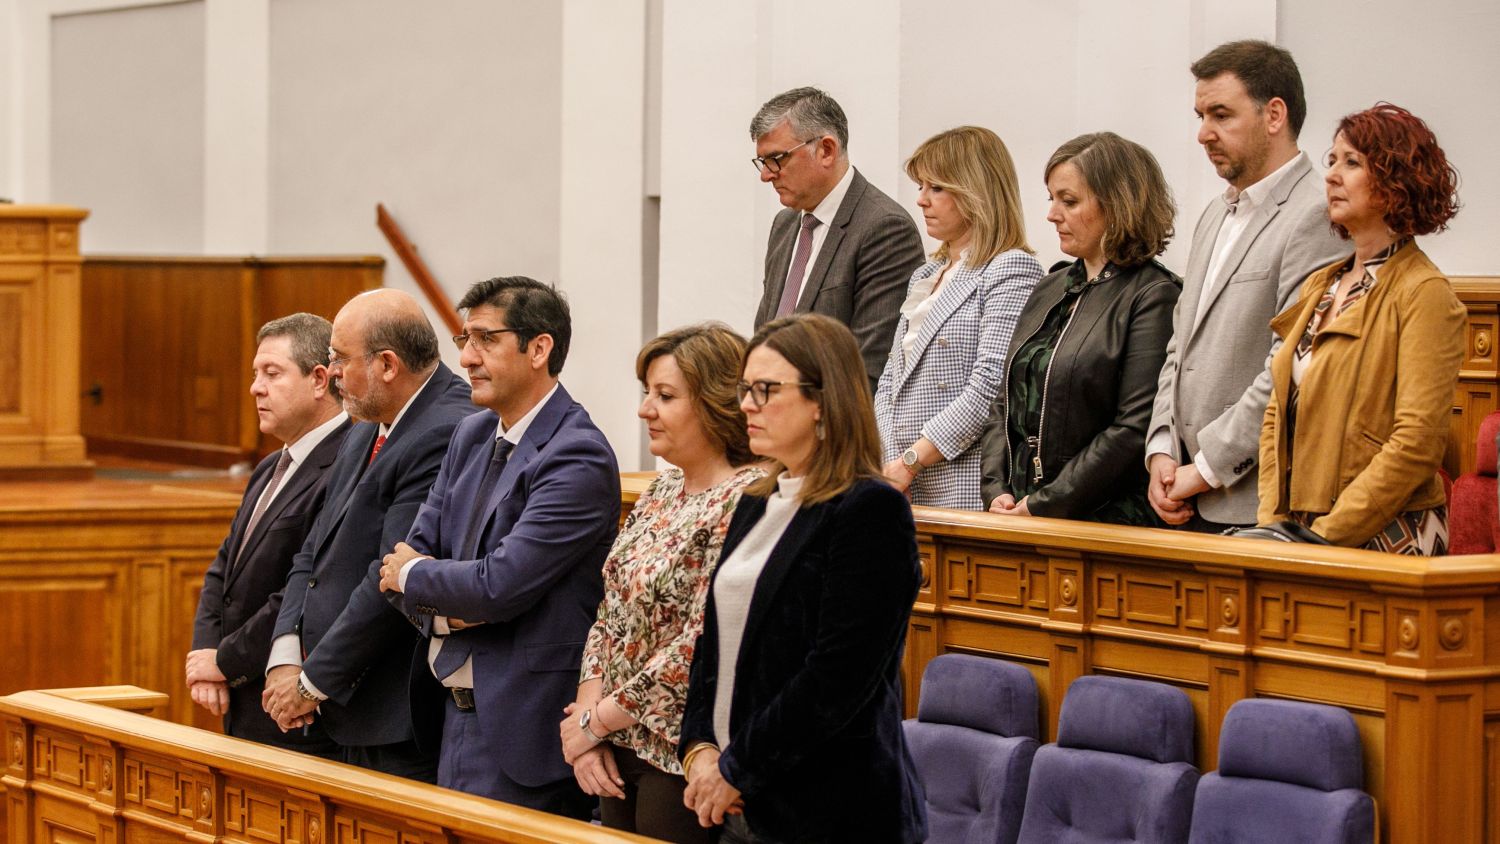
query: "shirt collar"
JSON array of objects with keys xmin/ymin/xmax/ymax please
[
  {"xmin": 806, "ymin": 164, "xmax": 856, "ymax": 224},
  {"xmin": 284, "ymin": 410, "xmax": 348, "ymax": 466},
  {"xmin": 1222, "ymin": 151, "xmax": 1308, "ymax": 212},
  {"xmin": 378, "ymin": 368, "xmax": 438, "ymax": 438},
  {"xmin": 493, "ymin": 383, "xmax": 560, "ymax": 445}
]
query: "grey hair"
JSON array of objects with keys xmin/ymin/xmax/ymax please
[
  {"xmin": 257, "ymin": 313, "xmax": 340, "ymax": 400},
  {"xmin": 749, "ymin": 86, "xmax": 849, "ymax": 153}
]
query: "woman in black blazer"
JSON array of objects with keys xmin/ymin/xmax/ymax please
[{"xmin": 679, "ymin": 313, "xmax": 926, "ymax": 844}]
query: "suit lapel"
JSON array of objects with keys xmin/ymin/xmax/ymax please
[
  {"xmin": 737, "ymin": 500, "xmax": 823, "ymax": 658},
  {"xmin": 315, "ymin": 425, "xmax": 378, "ymax": 559},
  {"xmin": 1193, "ymin": 200, "xmax": 1280, "ymax": 330},
  {"xmin": 223, "ymin": 461, "xmax": 278, "ymax": 590},
  {"xmin": 761, "ymin": 214, "xmax": 798, "ymax": 323},
  {"xmin": 1179, "ymin": 202, "xmax": 1228, "ymax": 337},
  {"xmin": 895, "ymin": 260, "xmax": 979, "ymax": 395},
  {"xmin": 796, "ymin": 169, "xmax": 867, "ymax": 312},
  {"xmin": 467, "ymin": 386, "xmax": 574, "ymax": 551},
  {"xmin": 228, "ymin": 422, "xmax": 347, "ymax": 589}
]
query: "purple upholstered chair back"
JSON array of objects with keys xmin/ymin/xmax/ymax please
[
  {"xmin": 1016, "ymin": 675, "xmax": 1198, "ymax": 843},
  {"xmin": 903, "ymin": 655, "xmax": 1040, "ymax": 844},
  {"xmin": 1187, "ymin": 699, "xmax": 1374, "ymax": 843}
]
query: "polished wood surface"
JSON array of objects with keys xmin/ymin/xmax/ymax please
[
  {"xmin": 0, "ymin": 689, "xmax": 653, "ymax": 844},
  {"xmin": 624, "ymin": 475, "xmax": 1500, "ymax": 842},
  {"xmin": 79, "ymin": 255, "xmax": 383, "ymax": 467},
  {"xmin": 0, "ymin": 205, "xmax": 91, "ymax": 479},
  {"xmin": 0, "ymin": 476, "xmax": 242, "ymax": 734},
  {"xmin": 1454, "ymin": 276, "xmax": 1500, "ymax": 478}
]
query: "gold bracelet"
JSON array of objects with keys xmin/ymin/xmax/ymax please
[{"xmin": 681, "ymin": 742, "xmax": 716, "ymax": 774}]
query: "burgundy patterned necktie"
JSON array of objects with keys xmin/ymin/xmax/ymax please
[{"xmin": 776, "ymin": 213, "xmax": 821, "ymax": 317}]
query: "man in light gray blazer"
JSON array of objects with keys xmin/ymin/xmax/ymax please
[
  {"xmin": 750, "ymin": 87, "xmax": 924, "ymax": 391},
  {"xmin": 1147, "ymin": 41, "xmax": 1346, "ymax": 530}
]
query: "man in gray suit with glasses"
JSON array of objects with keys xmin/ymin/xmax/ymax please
[
  {"xmin": 750, "ymin": 86, "xmax": 924, "ymax": 393},
  {"xmin": 1147, "ymin": 41, "xmax": 1345, "ymax": 531}
]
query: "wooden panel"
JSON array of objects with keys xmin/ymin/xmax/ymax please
[
  {"xmin": 0, "ymin": 691, "xmax": 655, "ymax": 844},
  {"xmin": 79, "ymin": 256, "xmax": 383, "ymax": 467},
  {"xmin": 0, "ymin": 206, "xmax": 89, "ymax": 478},
  {"xmin": 1453, "ymin": 277, "xmax": 1500, "ymax": 478},
  {"xmin": 0, "ymin": 477, "xmax": 240, "ymax": 733}
]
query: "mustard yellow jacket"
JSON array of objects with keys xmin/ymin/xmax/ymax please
[{"xmin": 1257, "ymin": 242, "xmax": 1465, "ymax": 546}]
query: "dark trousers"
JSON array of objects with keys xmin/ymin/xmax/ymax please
[
  {"xmin": 599, "ymin": 746, "xmax": 718, "ymax": 844},
  {"xmin": 721, "ymin": 813, "xmax": 785, "ymax": 844},
  {"xmin": 438, "ymin": 698, "xmax": 593, "ymax": 820},
  {"xmin": 1184, "ymin": 512, "xmax": 1247, "ymax": 535},
  {"xmin": 342, "ymin": 737, "xmax": 438, "ymax": 784}
]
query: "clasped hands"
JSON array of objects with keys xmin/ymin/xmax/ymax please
[
  {"xmin": 682, "ymin": 746, "xmax": 744, "ymax": 829},
  {"xmin": 1147, "ymin": 455, "xmax": 1210, "ymax": 525},
  {"xmin": 260, "ymin": 665, "xmax": 317, "ymax": 731},
  {"xmin": 185, "ymin": 648, "xmax": 229, "ymax": 716}
]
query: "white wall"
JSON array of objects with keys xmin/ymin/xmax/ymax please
[
  {"xmin": 1284, "ymin": 0, "xmax": 1500, "ymax": 275},
  {"xmin": 50, "ymin": 0, "xmax": 205, "ymax": 252}
]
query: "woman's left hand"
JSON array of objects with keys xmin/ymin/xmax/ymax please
[
  {"xmin": 683, "ymin": 747, "xmax": 743, "ymax": 827},
  {"xmin": 881, "ymin": 459, "xmax": 914, "ymax": 493},
  {"xmin": 992, "ymin": 495, "xmax": 1032, "ymax": 517},
  {"xmin": 559, "ymin": 702, "xmax": 604, "ymax": 764}
]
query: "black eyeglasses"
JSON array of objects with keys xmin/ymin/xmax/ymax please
[
  {"xmin": 751, "ymin": 137, "xmax": 818, "ymax": 174},
  {"xmin": 452, "ymin": 328, "xmax": 519, "ymax": 351},
  {"xmin": 737, "ymin": 379, "xmax": 819, "ymax": 408}
]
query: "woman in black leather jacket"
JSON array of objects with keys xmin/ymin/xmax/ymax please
[{"xmin": 981, "ymin": 133, "xmax": 1181, "ymax": 525}]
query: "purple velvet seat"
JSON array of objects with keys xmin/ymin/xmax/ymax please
[
  {"xmin": 1016, "ymin": 675, "xmax": 1198, "ymax": 843},
  {"xmin": 1188, "ymin": 699, "xmax": 1374, "ymax": 843},
  {"xmin": 902, "ymin": 654, "xmax": 1040, "ymax": 844}
]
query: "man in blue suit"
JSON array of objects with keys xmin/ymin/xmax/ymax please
[
  {"xmin": 263, "ymin": 289, "xmax": 475, "ymax": 781},
  {"xmin": 378, "ymin": 276, "xmax": 620, "ymax": 818}
]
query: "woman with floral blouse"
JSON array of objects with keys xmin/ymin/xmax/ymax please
[{"xmin": 559, "ymin": 322, "xmax": 762, "ymax": 842}]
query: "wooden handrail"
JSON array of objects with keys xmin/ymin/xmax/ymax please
[
  {"xmin": 0, "ymin": 689, "xmax": 655, "ymax": 843},
  {"xmin": 376, "ymin": 203, "xmax": 464, "ymax": 336}
]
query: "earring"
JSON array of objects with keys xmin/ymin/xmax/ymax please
[{"xmin": 816, "ymin": 420, "xmax": 825, "ymax": 441}]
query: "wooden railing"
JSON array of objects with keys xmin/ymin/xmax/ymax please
[
  {"xmin": 1453, "ymin": 276, "xmax": 1500, "ymax": 478},
  {"xmin": 0, "ymin": 687, "xmax": 651, "ymax": 844}
]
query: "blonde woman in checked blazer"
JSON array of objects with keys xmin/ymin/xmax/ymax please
[{"xmin": 875, "ymin": 126, "xmax": 1042, "ymax": 509}]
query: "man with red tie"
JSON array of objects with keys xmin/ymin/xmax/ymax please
[
  {"xmin": 263, "ymin": 289, "xmax": 474, "ymax": 781},
  {"xmin": 186, "ymin": 313, "xmax": 350, "ymax": 754}
]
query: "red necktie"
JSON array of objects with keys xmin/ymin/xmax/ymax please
[{"xmin": 368, "ymin": 434, "xmax": 387, "ymax": 465}]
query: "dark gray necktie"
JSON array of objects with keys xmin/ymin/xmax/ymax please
[{"xmin": 434, "ymin": 437, "xmax": 514, "ymax": 681}]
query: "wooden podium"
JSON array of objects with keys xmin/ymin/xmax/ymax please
[{"xmin": 0, "ymin": 205, "xmax": 91, "ymax": 480}]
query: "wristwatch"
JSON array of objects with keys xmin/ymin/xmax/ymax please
[
  {"xmin": 901, "ymin": 447, "xmax": 923, "ymax": 475},
  {"xmin": 295, "ymin": 676, "xmax": 320, "ymax": 702},
  {"xmin": 579, "ymin": 708, "xmax": 606, "ymax": 743}
]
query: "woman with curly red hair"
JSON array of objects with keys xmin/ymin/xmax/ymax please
[{"xmin": 1257, "ymin": 103, "xmax": 1465, "ymax": 552}]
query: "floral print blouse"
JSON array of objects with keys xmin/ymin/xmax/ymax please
[{"xmin": 580, "ymin": 465, "xmax": 763, "ymax": 774}]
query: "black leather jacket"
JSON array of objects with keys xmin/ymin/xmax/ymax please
[{"xmin": 980, "ymin": 259, "xmax": 1181, "ymax": 519}]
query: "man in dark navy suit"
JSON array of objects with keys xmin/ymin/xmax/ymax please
[
  {"xmin": 378, "ymin": 277, "xmax": 619, "ymax": 817},
  {"xmin": 186, "ymin": 313, "xmax": 351, "ymax": 754},
  {"xmin": 263, "ymin": 289, "xmax": 475, "ymax": 781}
]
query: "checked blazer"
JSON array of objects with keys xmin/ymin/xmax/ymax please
[{"xmin": 875, "ymin": 249, "xmax": 1043, "ymax": 509}]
